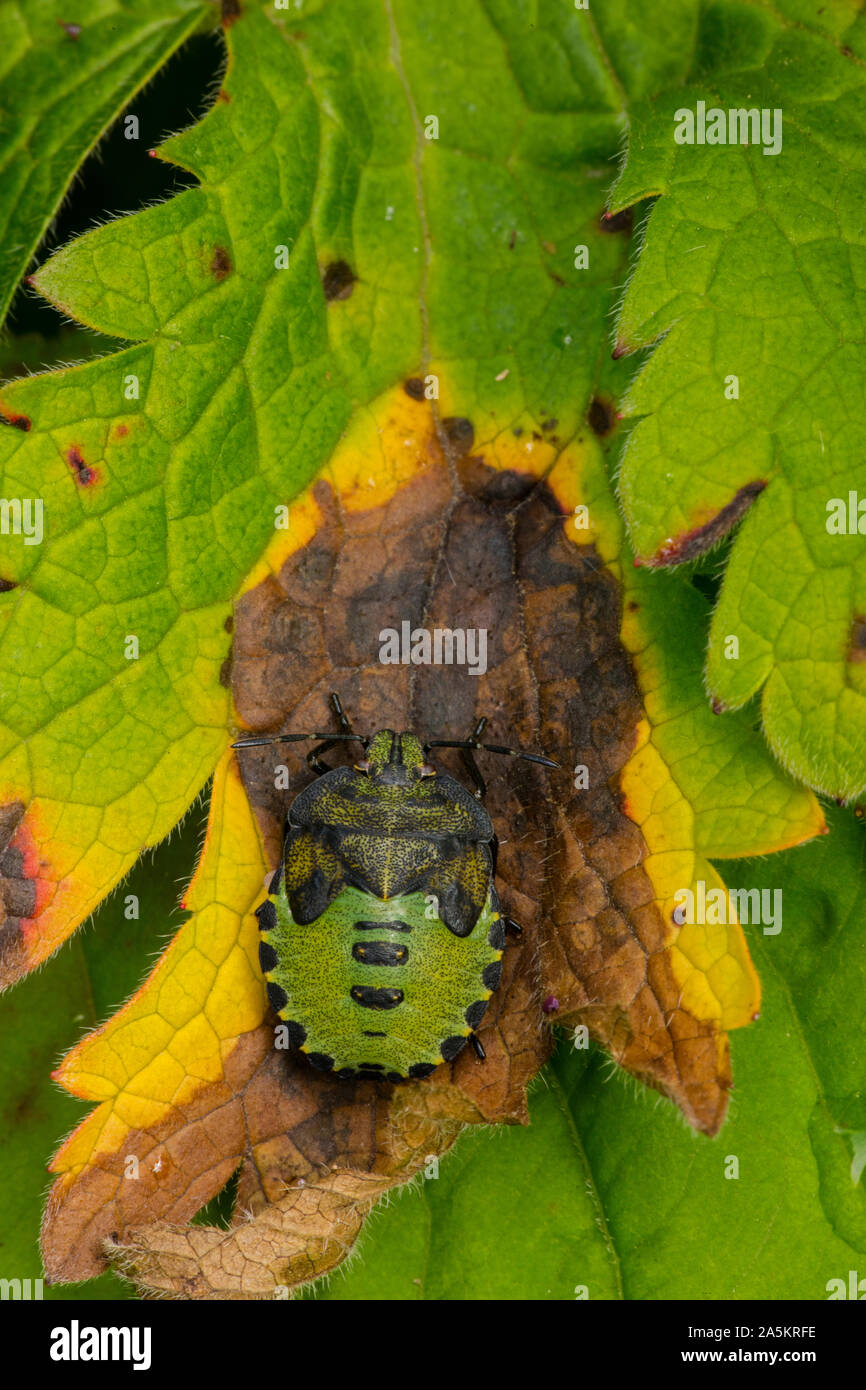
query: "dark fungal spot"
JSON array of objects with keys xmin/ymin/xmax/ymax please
[
  {"xmin": 600, "ymin": 206, "xmax": 633, "ymax": 235},
  {"xmin": 266, "ymin": 981, "xmax": 288, "ymax": 1012},
  {"xmin": 848, "ymin": 615, "xmax": 866, "ymax": 663},
  {"xmin": 306, "ymin": 1052, "xmax": 335, "ymax": 1072},
  {"xmin": 487, "ymin": 918, "xmax": 505, "ymax": 950},
  {"xmin": 409, "ymin": 1062, "xmax": 436, "ymax": 1078},
  {"xmin": 508, "ymin": 228, "xmax": 517, "ymax": 249},
  {"xmin": 403, "ymin": 377, "xmax": 425, "ymax": 401},
  {"xmin": 638, "ymin": 480, "xmax": 768, "ymax": 568},
  {"xmin": 258, "ymin": 941, "xmax": 278, "ymax": 972},
  {"xmin": 352, "ymin": 941, "xmax": 408, "ymax": 965},
  {"xmin": 465, "ymin": 1000, "xmax": 488, "ymax": 1030},
  {"xmin": 286, "ymin": 1020, "xmax": 307, "ymax": 1048},
  {"xmin": 441, "ymin": 416, "xmax": 475, "ymax": 457},
  {"xmin": 66, "ymin": 446, "xmax": 97, "ymax": 485},
  {"xmin": 0, "ymin": 578, "xmax": 17, "ymax": 593},
  {"xmin": 321, "ymin": 260, "xmax": 356, "ymax": 302},
  {"xmin": 482, "ymin": 961, "xmax": 502, "ymax": 992},
  {"xmin": 0, "ymin": 410, "xmax": 31, "ymax": 432},
  {"xmin": 254, "ymin": 899, "xmax": 278, "ymax": 931},
  {"xmin": 350, "ymin": 985, "xmax": 404, "ymax": 1010},
  {"xmin": 440, "ymin": 1035, "xmax": 468, "ymax": 1063},
  {"xmin": 588, "ymin": 395, "xmax": 616, "ymax": 437},
  {"xmin": 210, "ymin": 245, "xmax": 232, "ymax": 281}
]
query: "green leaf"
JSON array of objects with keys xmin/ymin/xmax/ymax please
[
  {"xmin": 0, "ymin": 0, "xmax": 641, "ymax": 983},
  {"xmin": 0, "ymin": 0, "xmax": 208, "ymax": 322},
  {"xmin": 314, "ymin": 806, "xmax": 866, "ymax": 1300},
  {"xmin": 608, "ymin": 0, "xmax": 866, "ymax": 798},
  {"xmin": 0, "ymin": 792, "xmax": 206, "ymax": 1300}
]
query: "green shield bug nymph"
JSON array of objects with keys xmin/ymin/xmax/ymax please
[{"xmin": 233, "ymin": 693, "xmax": 556, "ymax": 1082}]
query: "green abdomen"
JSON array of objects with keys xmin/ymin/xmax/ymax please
[{"xmin": 257, "ymin": 883, "xmax": 503, "ymax": 1080}]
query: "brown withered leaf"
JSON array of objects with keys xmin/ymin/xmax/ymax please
[{"xmin": 45, "ymin": 387, "xmax": 783, "ymax": 1297}]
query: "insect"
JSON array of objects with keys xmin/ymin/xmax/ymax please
[{"xmin": 232, "ymin": 693, "xmax": 556, "ymax": 1082}]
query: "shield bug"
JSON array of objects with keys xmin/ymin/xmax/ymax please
[{"xmin": 233, "ymin": 693, "xmax": 556, "ymax": 1082}]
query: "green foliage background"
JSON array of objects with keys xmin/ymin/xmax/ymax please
[{"xmin": 0, "ymin": 0, "xmax": 864, "ymax": 1301}]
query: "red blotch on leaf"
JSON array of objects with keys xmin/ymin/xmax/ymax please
[
  {"xmin": 0, "ymin": 407, "xmax": 31, "ymax": 431},
  {"xmin": 66, "ymin": 447, "xmax": 99, "ymax": 486},
  {"xmin": 635, "ymin": 481, "xmax": 767, "ymax": 568}
]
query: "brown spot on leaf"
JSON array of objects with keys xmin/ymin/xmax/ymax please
[
  {"xmin": 0, "ymin": 802, "xmax": 39, "ymax": 989},
  {"xmin": 66, "ymin": 447, "xmax": 98, "ymax": 486},
  {"xmin": 217, "ymin": 89, "xmax": 232, "ymax": 103},
  {"xmin": 600, "ymin": 207, "xmax": 633, "ymax": 235},
  {"xmin": 441, "ymin": 417, "xmax": 474, "ymax": 457},
  {"xmin": 403, "ymin": 377, "xmax": 425, "ymax": 401},
  {"xmin": 224, "ymin": 614, "xmax": 234, "ymax": 634},
  {"xmin": 113, "ymin": 423, "xmax": 128, "ymax": 440},
  {"xmin": 638, "ymin": 481, "xmax": 767, "ymax": 568},
  {"xmin": 588, "ymin": 395, "xmax": 617, "ymax": 437},
  {"xmin": 321, "ymin": 261, "xmax": 356, "ymax": 302},
  {"xmin": 847, "ymin": 615, "xmax": 866, "ymax": 663},
  {"xmin": 219, "ymin": 657, "xmax": 232, "ymax": 689},
  {"xmin": 210, "ymin": 246, "xmax": 232, "ymax": 281},
  {"xmin": 0, "ymin": 577, "xmax": 17, "ymax": 593}
]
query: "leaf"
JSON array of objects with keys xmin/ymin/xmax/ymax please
[
  {"xmin": 608, "ymin": 0, "xmax": 866, "ymax": 798},
  {"xmin": 0, "ymin": 0, "xmax": 208, "ymax": 322},
  {"xmin": 0, "ymin": 0, "xmax": 823, "ymax": 1295},
  {"xmin": 0, "ymin": 788, "xmax": 205, "ymax": 1301},
  {"xmin": 313, "ymin": 806, "xmax": 866, "ymax": 1301},
  {"xmin": 41, "ymin": 402, "xmax": 819, "ymax": 1294}
]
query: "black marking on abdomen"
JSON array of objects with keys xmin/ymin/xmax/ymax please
[
  {"xmin": 465, "ymin": 999, "xmax": 488, "ymax": 1030},
  {"xmin": 350, "ymin": 985, "xmax": 404, "ymax": 1010},
  {"xmin": 352, "ymin": 941, "xmax": 408, "ymax": 966},
  {"xmin": 409, "ymin": 1062, "xmax": 437, "ymax": 1079},
  {"xmin": 482, "ymin": 961, "xmax": 502, "ymax": 991},
  {"xmin": 354, "ymin": 919, "xmax": 412, "ymax": 932},
  {"xmin": 255, "ymin": 899, "xmax": 278, "ymax": 931},
  {"xmin": 259, "ymin": 941, "xmax": 278, "ymax": 972},
  {"xmin": 440, "ymin": 1034, "xmax": 468, "ymax": 1062},
  {"xmin": 266, "ymin": 981, "xmax": 288, "ymax": 1012},
  {"xmin": 363, "ymin": 1030, "xmax": 387, "ymax": 1038}
]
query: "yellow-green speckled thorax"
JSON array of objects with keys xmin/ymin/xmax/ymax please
[{"xmin": 254, "ymin": 727, "xmax": 506, "ymax": 1080}]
